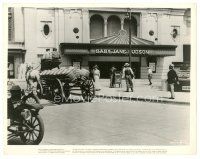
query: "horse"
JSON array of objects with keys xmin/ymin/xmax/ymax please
[{"xmin": 25, "ymin": 65, "xmax": 41, "ymax": 91}]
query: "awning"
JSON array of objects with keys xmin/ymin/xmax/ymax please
[
  {"xmin": 8, "ymin": 49, "xmax": 26, "ymax": 54},
  {"xmin": 91, "ymin": 30, "xmax": 154, "ymax": 45}
]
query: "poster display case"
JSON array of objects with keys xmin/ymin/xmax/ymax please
[{"xmin": 173, "ymin": 62, "xmax": 190, "ymax": 92}]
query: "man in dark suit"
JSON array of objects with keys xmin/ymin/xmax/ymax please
[
  {"xmin": 109, "ymin": 66, "xmax": 116, "ymax": 88},
  {"xmin": 167, "ymin": 64, "xmax": 179, "ymax": 99}
]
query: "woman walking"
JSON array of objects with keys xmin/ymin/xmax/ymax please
[{"xmin": 93, "ymin": 65, "xmax": 101, "ymax": 91}]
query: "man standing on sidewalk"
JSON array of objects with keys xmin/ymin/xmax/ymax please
[
  {"xmin": 167, "ymin": 64, "xmax": 179, "ymax": 99},
  {"xmin": 109, "ymin": 66, "xmax": 116, "ymax": 88},
  {"xmin": 147, "ymin": 67, "xmax": 153, "ymax": 85},
  {"xmin": 122, "ymin": 63, "xmax": 134, "ymax": 92}
]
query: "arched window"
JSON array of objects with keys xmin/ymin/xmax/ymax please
[
  {"xmin": 90, "ymin": 14, "xmax": 104, "ymax": 40},
  {"xmin": 107, "ymin": 15, "xmax": 121, "ymax": 36},
  {"xmin": 124, "ymin": 17, "xmax": 137, "ymax": 36}
]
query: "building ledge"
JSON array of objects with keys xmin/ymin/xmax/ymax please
[{"xmin": 8, "ymin": 42, "xmax": 25, "ymax": 50}]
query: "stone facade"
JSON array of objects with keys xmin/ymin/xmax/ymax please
[{"xmin": 8, "ymin": 7, "xmax": 191, "ymax": 79}]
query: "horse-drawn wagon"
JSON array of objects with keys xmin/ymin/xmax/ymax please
[{"xmin": 36, "ymin": 50, "xmax": 95, "ymax": 104}]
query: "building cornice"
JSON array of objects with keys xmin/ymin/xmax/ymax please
[{"xmin": 89, "ymin": 8, "xmax": 187, "ymax": 16}]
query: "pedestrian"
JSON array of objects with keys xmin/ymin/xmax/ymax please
[
  {"xmin": 167, "ymin": 64, "xmax": 179, "ymax": 99},
  {"xmin": 132, "ymin": 67, "xmax": 136, "ymax": 90},
  {"xmin": 109, "ymin": 66, "xmax": 116, "ymax": 88},
  {"xmin": 147, "ymin": 67, "xmax": 153, "ymax": 85},
  {"xmin": 89, "ymin": 68, "xmax": 95, "ymax": 82},
  {"xmin": 93, "ymin": 65, "xmax": 101, "ymax": 91},
  {"xmin": 122, "ymin": 63, "xmax": 134, "ymax": 92}
]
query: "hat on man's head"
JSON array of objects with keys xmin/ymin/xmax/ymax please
[
  {"xmin": 169, "ymin": 64, "xmax": 174, "ymax": 69},
  {"xmin": 93, "ymin": 65, "xmax": 98, "ymax": 69},
  {"xmin": 169, "ymin": 64, "xmax": 174, "ymax": 68},
  {"xmin": 27, "ymin": 63, "xmax": 33, "ymax": 69},
  {"xmin": 124, "ymin": 63, "xmax": 130, "ymax": 67}
]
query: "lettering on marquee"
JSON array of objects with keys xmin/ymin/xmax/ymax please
[{"xmin": 95, "ymin": 49, "xmax": 149, "ymax": 55}]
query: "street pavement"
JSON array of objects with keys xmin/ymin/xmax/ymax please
[
  {"xmin": 7, "ymin": 79, "xmax": 190, "ymax": 145},
  {"xmin": 39, "ymin": 98, "xmax": 189, "ymax": 145}
]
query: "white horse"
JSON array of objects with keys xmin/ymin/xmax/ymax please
[{"xmin": 25, "ymin": 65, "xmax": 41, "ymax": 90}]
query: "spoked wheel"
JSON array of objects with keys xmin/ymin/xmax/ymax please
[
  {"xmin": 63, "ymin": 83, "xmax": 71, "ymax": 102},
  {"xmin": 24, "ymin": 94, "xmax": 40, "ymax": 105},
  {"xmin": 81, "ymin": 79, "xmax": 95, "ymax": 102},
  {"xmin": 20, "ymin": 114, "xmax": 44, "ymax": 145},
  {"xmin": 52, "ymin": 79, "xmax": 64, "ymax": 104}
]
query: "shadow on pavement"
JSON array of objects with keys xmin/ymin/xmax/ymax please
[{"xmin": 8, "ymin": 137, "xmax": 25, "ymax": 145}]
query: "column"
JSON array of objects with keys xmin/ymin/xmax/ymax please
[
  {"xmin": 104, "ymin": 18, "xmax": 107, "ymax": 37},
  {"xmin": 14, "ymin": 8, "xmax": 24, "ymax": 42},
  {"xmin": 137, "ymin": 23, "xmax": 140, "ymax": 37},
  {"xmin": 24, "ymin": 8, "xmax": 37, "ymax": 64},
  {"xmin": 58, "ymin": 9, "xmax": 65, "ymax": 44},
  {"xmin": 54, "ymin": 8, "xmax": 59, "ymax": 49},
  {"xmin": 64, "ymin": 9, "xmax": 71, "ymax": 42},
  {"xmin": 82, "ymin": 9, "xmax": 90, "ymax": 43},
  {"xmin": 140, "ymin": 11, "xmax": 148, "ymax": 39},
  {"xmin": 120, "ymin": 18, "xmax": 124, "ymax": 30}
]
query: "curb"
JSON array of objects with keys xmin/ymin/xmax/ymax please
[{"xmin": 71, "ymin": 93, "xmax": 190, "ymax": 105}]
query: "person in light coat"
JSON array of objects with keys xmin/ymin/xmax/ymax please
[
  {"xmin": 147, "ymin": 67, "xmax": 153, "ymax": 85},
  {"xmin": 93, "ymin": 65, "xmax": 101, "ymax": 91}
]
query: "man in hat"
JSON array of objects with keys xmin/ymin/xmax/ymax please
[
  {"xmin": 122, "ymin": 63, "xmax": 134, "ymax": 92},
  {"xmin": 147, "ymin": 66, "xmax": 153, "ymax": 85},
  {"xmin": 167, "ymin": 64, "xmax": 179, "ymax": 99}
]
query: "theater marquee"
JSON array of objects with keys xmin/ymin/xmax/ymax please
[{"xmin": 95, "ymin": 49, "xmax": 149, "ymax": 55}]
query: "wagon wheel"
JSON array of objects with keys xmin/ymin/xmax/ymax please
[
  {"xmin": 63, "ymin": 83, "xmax": 71, "ymax": 102},
  {"xmin": 81, "ymin": 79, "xmax": 95, "ymax": 102},
  {"xmin": 51, "ymin": 78, "xmax": 64, "ymax": 104}
]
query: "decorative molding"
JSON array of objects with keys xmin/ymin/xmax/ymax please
[
  {"xmin": 141, "ymin": 11, "xmax": 148, "ymax": 18},
  {"xmin": 82, "ymin": 8, "xmax": 89, "ymax": 14},
  {"xmin": 120, "ymin": 19, "xmax": 124, "ymax": 25},
  {"xmin": 70, "ymin": 9, "xmax": 82, "ymax": 15},
  {"xmin": 157, "ymin": 13, "xmax": 163, "ymax": 18},
  {"xmin": 64, "ymin": 9, "xmax": 70, "ymax": 14},
  {"xmin": 149, "ymin": 13, "xmax": 157, "ymax": 18}
]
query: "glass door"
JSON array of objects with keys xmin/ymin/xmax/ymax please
[{"xmin": 8, "ymin": 56, "xmax": 15, "ymax": 79}]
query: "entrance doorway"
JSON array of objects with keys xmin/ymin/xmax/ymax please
[
  {"xmin": 89, "ymin": 61, "xmax": 140, "ymax": 79},
  {"xmin": 8, "ymin": 55, "xmax": 15, "ymax": 79}
]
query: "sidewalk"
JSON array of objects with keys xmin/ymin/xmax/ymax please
[
  {"xmin": 73, "ymin": 79, "xmax": 190, "ymax": 105},
  {"xmin": 13, "ymin": 79, "xmax": 190, "ymax": 105}
]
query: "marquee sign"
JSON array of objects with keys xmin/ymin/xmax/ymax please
[{"xmin": 95, "ymin": 49, "xmax": 149, "ymax": 55}]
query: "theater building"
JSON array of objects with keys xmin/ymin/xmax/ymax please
[{"xmin": 8, "ymin": 7, "xmax": 191, "ymax": 80}]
